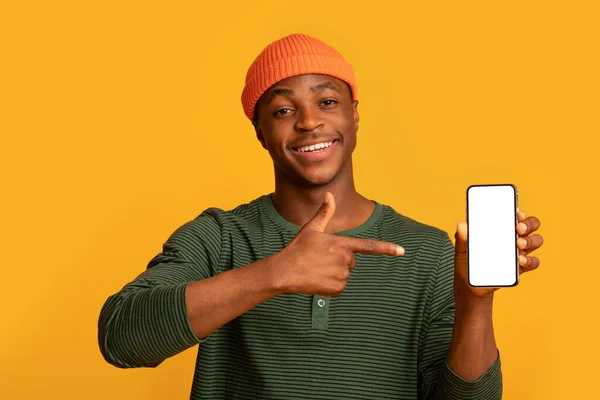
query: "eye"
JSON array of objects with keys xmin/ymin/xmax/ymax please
[
  {"xmin": 274, "ymin": 108, "xmax": 293, "ymax": 117},
  {"xmin": 320, "ymin": 99, "xmax": 338, "ymax": 107}
]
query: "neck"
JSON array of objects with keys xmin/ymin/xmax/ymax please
[{"xmin": 271, "ymin": 159, "xmax": 374, "ymax": 234}]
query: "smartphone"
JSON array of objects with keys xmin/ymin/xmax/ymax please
[{"xmin": 467, "ymin": 184, "xmax": 519, "ymax": 287}]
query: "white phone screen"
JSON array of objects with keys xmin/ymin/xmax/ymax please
[{"xmin": 467, "ymin": 184, "xmax": 519, "ymax": 287}]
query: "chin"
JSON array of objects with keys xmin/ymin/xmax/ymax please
[{"xmin": 299, "ymin": 169, "xmax": 339, "ymax": 187}]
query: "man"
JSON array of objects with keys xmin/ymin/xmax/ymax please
[{"xmin": 99, "ymin": 33, "xmax": 543, "ymax": 399}]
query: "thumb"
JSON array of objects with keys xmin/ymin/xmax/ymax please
[
  {"xmin": 300, "ymin": 192, "xmax": 336, "ymax": 233},
  {"xmin": 454, "ymin": 222, "xmax": 468, "ymax": 253}
]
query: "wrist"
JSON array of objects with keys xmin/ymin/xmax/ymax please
[
  {"xmin": 454, "ymin": 283, "xmax": 494, "ymax": 317},
  {"xmin": 456, "ymin": 295, "xmax": 493, "ymax": 320},
  {"xmin": 263, "ymin": 251, "xmax": 288, "ymax": 296}
]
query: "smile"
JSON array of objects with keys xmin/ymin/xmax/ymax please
[
  {"xmin": 289, "ymin": 140, "xmax": 339, "ymax": 162},
  {"xmin": 292, "ymin": 141, "xmax": 335, "ymax": 153}
]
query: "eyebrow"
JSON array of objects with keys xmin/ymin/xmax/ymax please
[
  {"xmin": 267, "ymin": 88, "xmax": 294, "ymax": 103},
  {"xmin": 311, "ymin": 82, "xmax": 339, "ymax": 93},
  {"xmin": 266, "ymin": 81, "xmax": 340, "ymax": 103}
]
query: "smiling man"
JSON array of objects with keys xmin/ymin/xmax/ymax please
[{"xmin": 99, "ymin": 33, "xmax": 543, "ymax": 400}]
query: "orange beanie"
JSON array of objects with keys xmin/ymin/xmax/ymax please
[{"xmin": 241, "ymin": 33, "xmax": 358, "ymax": 121}]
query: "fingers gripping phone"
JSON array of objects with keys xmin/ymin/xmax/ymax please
[{"xmin": 467, "ymin": 184, "xmax": 519, "ymax": 287}]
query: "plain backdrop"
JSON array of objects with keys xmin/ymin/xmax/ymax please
[{"xmin": 1, "ymin": 0, "xmax": 598, "ymax": 399}]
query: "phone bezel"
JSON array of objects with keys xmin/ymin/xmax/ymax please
[{"xmin": 466, "ymin": 183, "xmax": 520, "ymax": 288}]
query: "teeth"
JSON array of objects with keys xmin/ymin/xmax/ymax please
[{"xmin": 296, "ymin": 141, "xmax": 333, "ymax": 152}]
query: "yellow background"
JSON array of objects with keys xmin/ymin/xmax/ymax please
[{"xmin": 1, "ymin": 0, "xmax": 598, "ymax": 399}]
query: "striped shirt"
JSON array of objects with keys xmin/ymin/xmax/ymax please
[{"xmin": 99, "ymin": 194, "xmax": 502, "ymax": 399}]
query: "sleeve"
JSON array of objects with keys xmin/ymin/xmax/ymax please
[
  {"xmin": 417, "ymin": 232, "xmax": 503, "ymax": 399},
  {"xmin": 98, "ymin": 212, "xmax": 222, "ymax": 369}
]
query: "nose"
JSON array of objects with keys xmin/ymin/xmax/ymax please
[{"xmin": 294, "ymin": 105, "xmax": 324, "ymax": 132}]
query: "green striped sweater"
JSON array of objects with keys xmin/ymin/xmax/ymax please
[{"xmin": 99, "ymin": 194, "xmax": 502, "ymax": 399}]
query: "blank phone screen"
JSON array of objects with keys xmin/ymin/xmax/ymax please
[{"xmin": 467, "ymin": 185, "xmax": 519, "ymax": 287}]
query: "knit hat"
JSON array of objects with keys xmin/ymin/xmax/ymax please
[{"xmin": 241, "ymin": 33, "xmax": 358, "ymax": 121}]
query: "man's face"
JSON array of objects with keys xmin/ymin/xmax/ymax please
[{"xmin": 254, "ymin": 74, "xmax": 359, "ymax": 187}]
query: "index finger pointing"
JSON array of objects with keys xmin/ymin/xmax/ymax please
[{"xmin": 342, "ymin": 237, "xmax": 405, "ymax": 256}]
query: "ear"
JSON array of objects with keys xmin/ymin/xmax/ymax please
[
  {"xmin": 353, "ymin": 100, "xmax": 360, "ymax": 131},
  {"xmin": 254, "ymin": 123, "xmax": 268, "ymax": 150}
]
